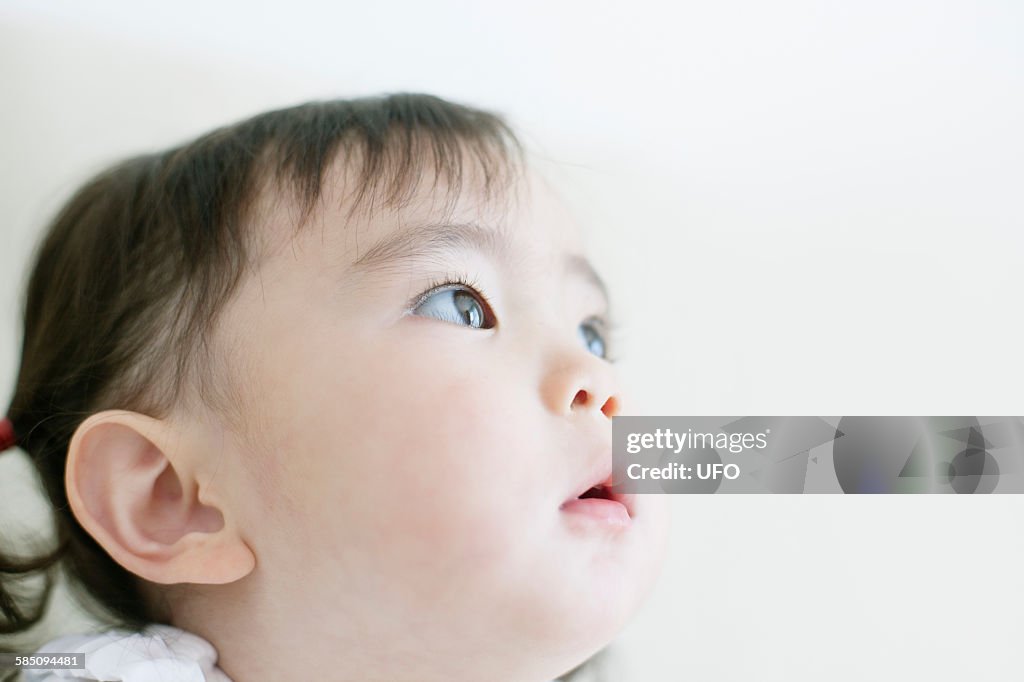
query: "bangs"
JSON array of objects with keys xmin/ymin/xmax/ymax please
[{"xmin": 252, "ymin": 94, "xmax": 528, "ymax": 233}]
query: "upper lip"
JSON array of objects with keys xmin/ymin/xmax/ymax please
[{"xmin": 562, "ymin": 457, "xmax": 636, "ymax": 518}]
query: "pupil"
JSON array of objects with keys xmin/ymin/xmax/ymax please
[{"xmin": 454, "ymin": 291, "xmax": 482, "ymax": 327}]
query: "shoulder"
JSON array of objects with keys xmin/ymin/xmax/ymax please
[{"xmin": 19, "ymin": 623, "xmax": 232, "ymax": 682}]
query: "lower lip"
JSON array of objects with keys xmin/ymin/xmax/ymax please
[{"xmin": 560, "ymin": 497, "xmax": 632, "ymax": 527}]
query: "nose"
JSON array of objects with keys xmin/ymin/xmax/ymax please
[{"xmin": 540, "ymin": 348, "xmax": 621, "ymax": 419}]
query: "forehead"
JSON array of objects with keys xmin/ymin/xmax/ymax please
[{"xmin": 250, "ymin": 150, "xmax": 586, "ymax": 274}]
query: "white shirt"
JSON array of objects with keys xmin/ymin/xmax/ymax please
[{"xmin": 21, "ymin": 624, "xmax": 232, "ymax": 682}]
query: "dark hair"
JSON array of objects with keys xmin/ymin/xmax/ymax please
[{"xmin": 0, "ymin": 93, "xmax": 606, "ymax": 680}]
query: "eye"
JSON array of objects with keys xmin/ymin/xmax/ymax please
[
  {"xmin": 410, "ymin": 283, "xmax": 496, "ymax": 329},
  {"xmin": 578, "ymin": 318, "xmax": 608, "ymax": 359}
]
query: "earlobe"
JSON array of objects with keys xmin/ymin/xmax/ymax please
[{"xmin": 65, "ymin": 410, "xmax": 256, "ymax": 585}]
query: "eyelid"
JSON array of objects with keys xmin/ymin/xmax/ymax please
[
  {"xmin": 582, "ymin": 313, "xmax": 608, "ymax": 330},
  {"xmin": 583, "ymin": 313, "xmax": 616, "ymax": 338},
  {"xmin": 406, "ymin": 274, "xmax": 487, "ymax": 309},
  {"xmin": 405, "ymin": 282, "xmax": 457, "ymax": 313}
]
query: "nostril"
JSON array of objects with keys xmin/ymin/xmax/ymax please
[
  {"xmin": 571, "ymin": 389, "xmax": 589, "ymax": 409},
  {"xmin": 601, "ymin": 395, "xmax": 619, "ymax": 419}
]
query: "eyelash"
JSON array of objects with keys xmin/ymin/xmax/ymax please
[
  {"xmin": 406, "ymin": 272, "xmax": 492, "ymax": 316},
  {"xmin": 406, "ymin": 271, "xmax": 620, "ymax": 363}
]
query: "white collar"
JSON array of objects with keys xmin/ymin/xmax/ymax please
[{"xmin": 22, "ymin": 623, "xmax": 232, "ymax": 682}]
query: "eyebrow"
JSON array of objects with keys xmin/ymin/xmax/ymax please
[
  {"xmin": 351, "ymin": 220, "xmax": 610, "ymax": 309},
  {"xmin": 352, "ymin": 221, "xmax": 507, "ymax": 269},
  {"xmin": 564, "ymin": 253, "xmax": 610, "ymax": 310}
]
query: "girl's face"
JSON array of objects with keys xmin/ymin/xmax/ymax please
[{"xmin": 201, "ymin": 161, "xmax": 670, "ymax": 680}]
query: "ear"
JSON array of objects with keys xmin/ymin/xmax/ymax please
[{"xmin": 65, "ymin": 409, "xmax": 255, "ymax": 585}]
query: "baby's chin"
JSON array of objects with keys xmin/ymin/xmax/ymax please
[
  {"xmin": 518, "ymin": 598, "xmax": 636, "ymax": 682},
  {"xmin": 506, "ymin": 557, "xmax": 657, "ymax": 671}
]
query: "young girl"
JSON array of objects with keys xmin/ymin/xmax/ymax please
[{"xmin": 0, "ymin": 93, "xmax": 670, "ymax": 681}]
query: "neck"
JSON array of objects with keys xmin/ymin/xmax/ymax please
[{"xmin": 160, "ymin": 572, "xmax": 568, "ymax": 682}]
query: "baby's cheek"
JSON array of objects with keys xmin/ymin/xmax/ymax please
[
  {"xmin": 364, "ymin": 379, "xmax": 544, "ymax": 570},
  {"xmin": 275, "ymin": 330, "xmax": 547, "ymax": 580},
  {"xmin": 380, "ymin": 484, "xmax": 519, "ymax": 562},
  {"xmin": 378, "ymin": 389, "xmax": 534, "ymax": 535}
]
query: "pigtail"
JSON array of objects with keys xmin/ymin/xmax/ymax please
[
  {"xmin": 0, "ymin": 415, "xmax": 69, "ymax": 664},
  {"xmin": 0, "ymin": 526, "xmax": 67, "ymax": 636}
]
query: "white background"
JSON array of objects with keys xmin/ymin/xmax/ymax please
[{"xmin": 1, "ymin": 1, "xmax": 1022, "ymax": 680}]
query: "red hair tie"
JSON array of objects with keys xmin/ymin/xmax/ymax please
[{"xmin": 0, "ymin": 417, "xmax": 17, "ymax": 452}]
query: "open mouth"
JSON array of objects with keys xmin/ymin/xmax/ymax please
[
  {"xmin": 561, "ymin": 475, "xmax": 635, "ymax": 526},
  {"xmin": 578, "ymin": 484, "xmax": 616, "ymax": 501}
]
